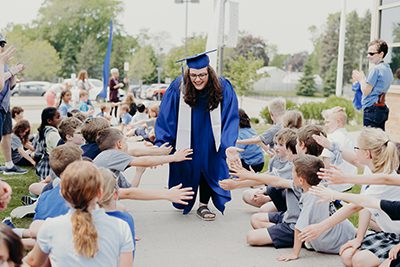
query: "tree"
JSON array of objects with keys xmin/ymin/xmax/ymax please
[
  {"xmin": 269, "ymin": 54, "xmax": 290, "ymax": 68},
  {"xmin": 224, "ymin": 53, "xmax": 264, "ymax": 106},
  {"xmin": 284, "ymin": 51, "xmax": 309, "ymax": 72},
  {"xmin": 319, "ymin": 13, "xmax": 340, "ymax": 79},
  {"xmin": 323, "ymin": 60, "xmax": 337, "ymax": 97},
  {"xmin": 5, "ymin": 25, "xmax": 61, "ymax": 81},
  {"xmin": 163, "ymin": 35, "xmax": 206, "ymax": 79},
  {"xmin": 235, "ymin": 33, "xmax": 269, "ymax": 66},
  {"xmin": 35, "ymin": 0, "xmax": 124, "ymax": 77},
  {"xmin": 128, "ymin": 45, "xmax": 158, "ymax": 84},
  {"xmin": 296, "ymin": 61, "xmax": 317, "ymax": 96},
  {"xmin": 76, "ymin": 36, "xmax": 102, "ymax": 78}
]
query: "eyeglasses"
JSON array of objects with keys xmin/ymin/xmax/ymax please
[
  {"xmin": 189, "ymin": 73, "xmax": 208, "ymax": 80},
  {"xmin": 367, "ymin": 51, "xmax": 380, "ymax": 56},
  {"xmin": 0, "ymin": 42, "xmax": 5, "ymax": 48}
]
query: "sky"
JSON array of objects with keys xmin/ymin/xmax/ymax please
[{"xmin": 0, "ymin": 0, "xmax": 372, "ymax": 54}]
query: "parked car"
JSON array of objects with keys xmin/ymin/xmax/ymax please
[
  {"xmin": 11, "ymin": 81, "xmax": 52, "ymax": 96},
  {"xmin": 146, "ymin": 84, "xmax": 169, "ymax": 100},
  {"xmin": 139, "ymin": 85, "xmax": 151, "ymax": 99}
]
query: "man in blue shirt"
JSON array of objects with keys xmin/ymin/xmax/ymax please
[
  {"xmin": 352, "ymin": 39, "xmax": 393, "ymax": 130},
  {"xmin": 0, "ymin": 33, "xmax": 26, "ymax": 175}
]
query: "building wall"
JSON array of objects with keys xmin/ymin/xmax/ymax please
[{"xmin": 386, "ymin": 90, "xmax": 400, "ymax": 141}]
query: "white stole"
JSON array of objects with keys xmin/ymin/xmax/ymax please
[{"xmin": 176, "ymin": 80, "xmax": 221, "ymax": 152}]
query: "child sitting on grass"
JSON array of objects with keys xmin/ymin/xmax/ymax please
[
  {"xmin": 25, "ymin": 160, "xmax": 134, "ymax": 266},
  {"xmin": 11, "ymin": 119, "xmax": 36, "ymax": 167}
]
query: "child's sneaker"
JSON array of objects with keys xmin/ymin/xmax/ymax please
[
  {"xmin": 11, "ymin": 202, "xmax": 37, "ymax": 218},
  {"xmin": 1, "ymin": 217, "xmax": 15, "ymax": 228},
  {"xmin": 3, "ymin": 165, "xmax": 28, "ymax": 175},
  {"xmin": 21, "ymin": 195, "xmax": 37, "ymax": 206}
]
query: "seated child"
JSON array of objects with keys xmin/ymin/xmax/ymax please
[
  {"xmin": 237, "ymin": 98, "xmax": 286, "ymax": 148},
  {"xmin": 277, "ymin": 155, "xmax": 355, "ymax": 262},
  {"xmin": 228, "ymin": 125, "xmax": 326, "ymax": 248},
  {"xmin": 96, "ymin": 103, "xmax": 112, "ymax": 121},
  {"xmin": 11, "ymin": 120, "xmax": 36, "ymax": 167},
  {"xmin": 25, "ymin": 161, "xmax": 134, "ymax": 266},
  {"xmin": 221, "ymin": 128, "xmax": 296, "ymax": 212},
  {"xmin": 81, "ymin": 117, "xmax": 110, "ymax": 160},
  {"xmin": 11, "ymin": 106, "xmax": 24, "ymax": 124},
  {"xmin": 98, "ymin": 168, "xmax": 136, "ymax": 257},
  {"xmin": 57, "ymin": 117, "xmax": 85, "ymax": 146},
  {"xmin": 301, "ymin": 127, "xmax": 400, "ymax": 267},
  {"xmin": 35, "ymin": 107, "xmax": 61, "ymax": 180},
  {"xmin": 78, "ymin": 90, "xmax": 94, "ymax": 117},
  {"xmin": 321, "ymin": 106, "xmax": 356, "ymax": 192},
  {"xmin": 120, "ymin": 104, "xmax": 132, "ymax": 132},
  {"xmin": 237, "ymin": 108, "xmax": 265, "ymax": 172},
  {"xmin": 93, "ymin": 128, "xmax": 192, "ymax": 188}
]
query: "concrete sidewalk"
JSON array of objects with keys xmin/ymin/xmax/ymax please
[{"xmin": 122, "ymin": 166, "xmax": 342, "ymax": 267}]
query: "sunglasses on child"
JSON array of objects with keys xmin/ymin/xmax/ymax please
[{"xmin": 367, "ymin": 51, "xmax": 380, "ymax": 56}]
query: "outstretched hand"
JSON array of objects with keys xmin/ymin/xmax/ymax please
[
  {"xmin": 309, "ymin": 184, "xmax": 337, "ymax": 203},
  {"xmin": 312, "ymin": 133, "xmax": 331, "ymax": 150},
  {"xmin": 228, "ymin": 161, "xmax": 254, "ymax": 181},
  {"xmin": 159, "ymin": 142, "xmax": 172, "ymax": 155},
  {"xmin": 226, "ymin": 146, "xmax": 243, "ymax": 167},
  {"xmin": 173, "ymin": 148, "xmax": 193, "ymax": 162},
  {"xmin": 317, "ymin": 165, "xmax": 348, "ymax": 184},
  {"xmin": 168, "ymin": 183, "xmax": 194, "ymax": 205},
  {"xmin": 219, "ymin": 178, "xmax": 239, "ymax": 190}
]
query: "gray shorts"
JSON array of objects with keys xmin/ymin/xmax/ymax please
[{"xmin": 0, "ymin": 109, "xmax": 12, "ymax": 140}]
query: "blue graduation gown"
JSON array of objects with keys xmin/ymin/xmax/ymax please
[{"xmin": 155, "ymin": 76, "xmax": 239, "ymax": 214}]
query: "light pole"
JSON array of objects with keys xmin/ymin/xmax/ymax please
[{"xmin": 174, "ymin": 0, "xmax": 200, "ymax": 56}]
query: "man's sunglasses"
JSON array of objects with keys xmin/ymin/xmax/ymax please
[{"xmin": 0, "ymin": 42, "xmax": 6, "ymax": 48}]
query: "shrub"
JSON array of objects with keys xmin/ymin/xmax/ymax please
[{"xmin": 298, "ymin": 96, "xmax": 355, "ymax": 121}]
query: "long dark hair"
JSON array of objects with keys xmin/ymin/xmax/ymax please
[
  {"xmin": 183, "ymin": 66, "xmax": 223, "ymax": 111},
  {"xmin": 0, "ymin": 224, "xmax": 24, "ymax": 266},
  {"xmin": 13, "ymin": 119, "xmax": 31, "ymax": 145},
  {"xmin": 239, "ymin": 108, "xmax": 251, "ymax": 128},
  {"xmin": 38, "ymin": 107, "xmax": 58, "ymax": 140},
  {"xmin": 58, "ymin": 89, "xmax": 71, "ymax": 108}
]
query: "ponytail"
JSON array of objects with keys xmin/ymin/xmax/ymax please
[
  {"xmin": 61, "ymin": 161, "xmax": 102, "ymax": 258},
  {"xmin": 358, "ymin": 127, "xmax": 399, "ymax": 174},
  {"xmin": 71, "ymin": 209, "xmax": 98, "ymax": 258}
]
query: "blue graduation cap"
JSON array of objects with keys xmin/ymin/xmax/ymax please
[{"xmin": 176, "ymin": 49, "xmax": 217, "ymax": 69}]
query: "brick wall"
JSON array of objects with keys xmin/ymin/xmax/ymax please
[{"xmin": 386, "ymin": 87, "xmax": 400, "ymax": 142}]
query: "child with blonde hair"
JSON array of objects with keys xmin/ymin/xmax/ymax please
[
  {"xmin": 301, "ymin": 127, "xmax": 400, "ymax": 267},
  {"xmin": 98, "ymin": 168, "xmax": 136, "ymax": 258},
  {"xmin": 25, "ymin": 161, "xmax": 134, "ymax": 266}
]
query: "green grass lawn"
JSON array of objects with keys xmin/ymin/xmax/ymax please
[{"xmin": 0, "ymin": 155, "xmax": 37, "ymax": 228}]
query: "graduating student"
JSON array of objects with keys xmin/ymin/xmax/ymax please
[{"xmin": 155, "ymin": 50, "xmax": 239, "ymax": 220}]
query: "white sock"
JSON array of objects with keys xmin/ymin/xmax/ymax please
[{"xmin": 5, "ymin": 161, "xmax": 13, "ymax": 168}]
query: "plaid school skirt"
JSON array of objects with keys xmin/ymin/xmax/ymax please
[{"xmin": 360, "ymin": 232, "xmax": 400, "ymax": 260}]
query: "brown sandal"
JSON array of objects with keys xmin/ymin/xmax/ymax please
[{"xmin": 196, "ymin": 206, "xmax": 216, "ymax": 221}]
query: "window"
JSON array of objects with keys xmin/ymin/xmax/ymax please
[
  {"xmin": 380, "ymin": 6, "xmax": 400, "ymax": 44},
  {"xmin": 387, "ymin": 47, "xmax": 400, "ymax": 85},
  {"xmin": 382, "ymin": 0, "xmax": 400, "ymax": 5}
]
